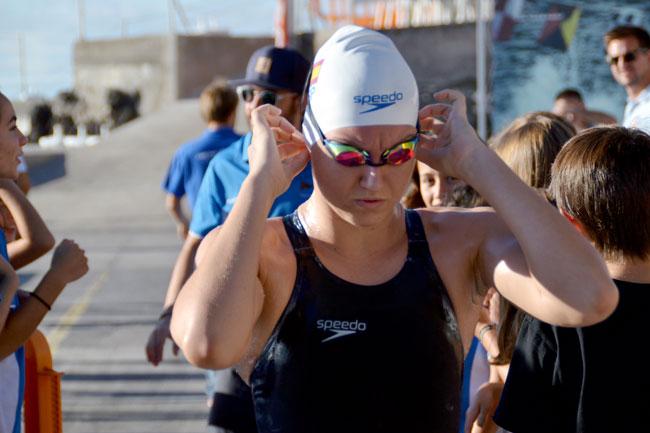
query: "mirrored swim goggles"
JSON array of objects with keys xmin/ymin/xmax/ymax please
[
  {"xmin": 302, "ymin": 103, "xmax": 418, "ymax": 167},
  {"xmin": 237, "ymin": 85, "xmax": 288, "ymax": 106}
]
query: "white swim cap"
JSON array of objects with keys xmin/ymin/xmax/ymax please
[{"xmin": 303, "ymin": 25, "xmax": 419, "ymax": 145}]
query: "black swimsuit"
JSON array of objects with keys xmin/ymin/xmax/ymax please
[{"xmin": 251, "ymin": 209, "xmax": 463, "ymax": 433}]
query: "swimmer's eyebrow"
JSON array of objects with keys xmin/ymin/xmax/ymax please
[
  {"xmin": 7, "ymin": 115, "xmax": 16, "ymax": 126},
  {"xmin": 325, "ymin": 134, "xmax": 364, "ymax": 148}
]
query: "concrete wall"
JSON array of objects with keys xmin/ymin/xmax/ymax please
[
  {"xmin": 75, "ymin": 36, "xmax": 175, "ymax": 120},
  {"xmin": 176, "ymin": 34, "xmax": 273, "ymax": 99},
  {"xmin": 74, "ymin": 33, "xmax": 273, "ymax": 121}
]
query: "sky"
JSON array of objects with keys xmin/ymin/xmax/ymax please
[{"xmin": 0, "ymin": 0, "xmax": 295, "ymax": 100}]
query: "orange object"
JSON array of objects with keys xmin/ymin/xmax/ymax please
[
  {"xmin": 275, "ymin": 0, "xmax": 289, "ymax": 47},
  {"xmin": 315, "ymin": 0, "xmax": 404, "ymax": 29},
  {"xmin": 23, "ymin": 330, "xmax": 63, "ymax": 433}
]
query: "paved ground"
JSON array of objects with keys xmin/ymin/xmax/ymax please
[{"xmin": 22, "ymin": 99, "xmax": 213, "ymax": 432}]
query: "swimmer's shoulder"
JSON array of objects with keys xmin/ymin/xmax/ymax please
[
  {"xmin": 258, "ymin": 217, "xmax": 298, "ymax": 287},
  {"xmin": 263, "ymin": 217, "xmax": 296, "ymax": 254},
  {"xmin": 195, "ymin": 217, "xmax": 296, "ymax": 271}
]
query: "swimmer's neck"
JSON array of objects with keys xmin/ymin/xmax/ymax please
[{"xmin": 298, "ymin": 197, "xmax": 406, "ymax": 260}]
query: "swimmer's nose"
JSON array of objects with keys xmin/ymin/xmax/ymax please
[{"xmin": 359, "ymin": 165, "xmax": 382, "ymax": 191}]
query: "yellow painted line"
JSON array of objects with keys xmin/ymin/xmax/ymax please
[{"xmin": 47, "ymin": 271, "xmax": 108, "ymax": 356}]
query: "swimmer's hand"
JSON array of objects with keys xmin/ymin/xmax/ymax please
[
  {"xmin": 248, "ymin": 104, "xmax": 310, "ymax": 198},
  {"xmin": 416, "ymin": 89, "xmax": 483, "ymax": 180}
]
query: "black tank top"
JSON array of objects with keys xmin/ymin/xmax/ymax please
[{"xmin": 250, "ymin": 209, "xmax": 464, "ymax": 433}]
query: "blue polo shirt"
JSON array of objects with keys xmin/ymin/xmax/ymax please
[
  {"xmin": 162, "ymin": 127, "xmax": 241, "ymax": 209},
  {"xmin": 189, "ymin": 132, "xmax": 313, "ymax": 238}
]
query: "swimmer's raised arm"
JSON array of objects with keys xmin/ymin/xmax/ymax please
[
  {"xmin": 417, "ymin": 90, "xmax": 618, "ymax": 327},
  {"xmin": 171, "ymin": 104, "xmax": 310, "ymax": 369}
]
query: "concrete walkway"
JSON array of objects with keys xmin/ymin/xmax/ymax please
[{"xmin": 23, "ymin": 99, "xmax": 211, "ymax": 432}]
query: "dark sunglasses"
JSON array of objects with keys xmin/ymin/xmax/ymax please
[
  {"xmin": 606, "ymin": 47, "xmax": 648, "ymax": 66},
  {"xmin": 236, "ymin": 86, "xmax": 286, "ymax": 106},
  {"xmin": 303, "ymin": 103, "xmax": 418, "ymax": 167}
]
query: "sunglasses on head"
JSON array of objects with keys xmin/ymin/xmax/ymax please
[
  {"xmin": 303, "ymin": 103, "xmax": 418, "ymax": 167},
  {"xmin": 606, "ymin": 47, "xmax": 648, "ymax": 66},
  {"xmin": 237, "ymin": 86, "xmax": 286, "ymax": 106}
]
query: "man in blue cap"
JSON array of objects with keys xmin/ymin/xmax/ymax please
[{"xmin": 146, "ymin": 46, "xmax": 312, "ymax": 433}]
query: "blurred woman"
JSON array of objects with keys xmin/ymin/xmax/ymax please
[
  {"xmin": 465, "ymin": 112, "xmax": 576, "ymax": 433},
  {"xmin": 0, "ymin": 91, "xmax": 89, "ymax": 433},
  {"xmin": 402, "ymin": 161, "xmax": 462, "ymax": 208}
]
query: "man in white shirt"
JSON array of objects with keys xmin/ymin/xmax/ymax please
[{"xmin": 604, "ymin": 25, "xmax": 650, "ymax": 133}]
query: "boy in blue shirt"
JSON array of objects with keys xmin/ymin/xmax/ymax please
[{"xmin": 162, "ymin": 82, "xmax": 240, "ymax": 239}]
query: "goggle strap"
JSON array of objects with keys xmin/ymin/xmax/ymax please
[{"xmin": 302, "ymin": 105, "xmax": 319, "ymax": 147}]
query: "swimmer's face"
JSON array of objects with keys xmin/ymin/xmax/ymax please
[
  {"xmin": 311, "ymin": 124, "xmax": 416, "ymax": 225},
  {"xmin": 0, "ymin": 96, "xmax": 27, "ymax": 179},
  {"xmin": 416, "ymin": 161, "xmax": 460, "ymax": 207}
]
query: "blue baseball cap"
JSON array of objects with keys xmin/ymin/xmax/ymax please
[{"xmin": 230, "ymin": 46, "xmax": 310, "ymax": 94}]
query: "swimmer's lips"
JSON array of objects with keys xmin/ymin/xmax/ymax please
[{"xmin": 354, "ymin": 198, "xmax": 387, "ymax": 209}]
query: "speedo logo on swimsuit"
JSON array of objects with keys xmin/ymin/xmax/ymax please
[
  {"xmin": 353, "ymin": 91, "xmax": 403, "ymax": 114},
  {"xmin": 316, "ymin": 319, "xmax": 368, "ymax": 343}
]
